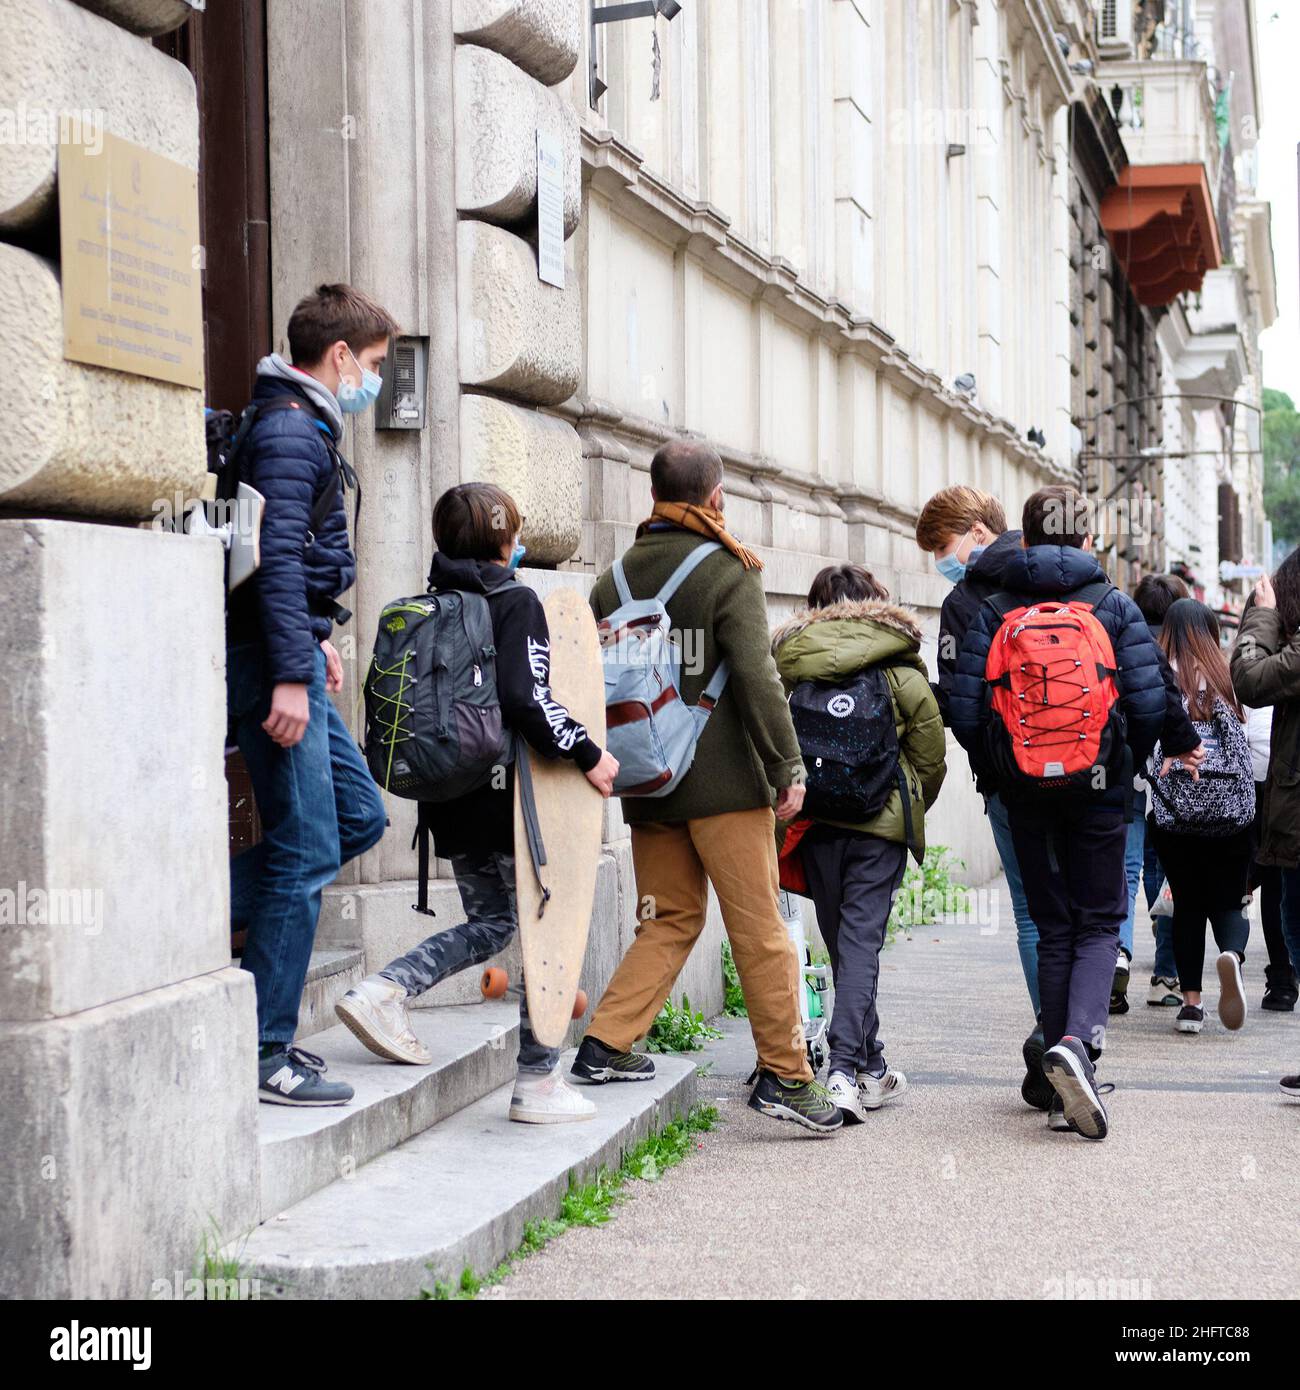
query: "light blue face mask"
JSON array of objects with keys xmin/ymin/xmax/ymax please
[
  {"xmin": 507, "ymin": 541, "xmax": 526, "ymax": 572},
  {"xmin": 935, "ymin": 552, "xmax": 967, "ymax": 585},
  {"xmin": 337, "ymin": 345, "xmax": 383, "ymax": 414}
]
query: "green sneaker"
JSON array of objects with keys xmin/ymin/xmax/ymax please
[{"xmin": 747, "ymin": 1071, "xmax": 843, "ymax": 1135}]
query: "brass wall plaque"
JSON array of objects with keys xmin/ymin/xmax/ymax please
[{"xmin": 58, "ymin": 131, "xmax": 204, "ymax": 390}]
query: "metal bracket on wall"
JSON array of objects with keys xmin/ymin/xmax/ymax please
[{"xmin": 589, "ymin": 0, "xmax": 682, "ymax": 110}]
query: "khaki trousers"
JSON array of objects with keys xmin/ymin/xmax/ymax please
[{"xmin": 588, "ymin": 806, "xmax": 812, "ymax": 1082}]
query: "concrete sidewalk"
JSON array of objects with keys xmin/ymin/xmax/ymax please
[{"xmin": 488, "ymin": 876, "xmax": 1300, "ymax": 1300}]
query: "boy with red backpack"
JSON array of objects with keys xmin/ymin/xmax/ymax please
[{"xmin": 949, "ymin": 486, "xmax": 1190, "ymax": 1139}]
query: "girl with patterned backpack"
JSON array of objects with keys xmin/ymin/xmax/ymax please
[{"xmin": 1147, "ymin": 600, "xmax": 1256, "ymax": 1036}]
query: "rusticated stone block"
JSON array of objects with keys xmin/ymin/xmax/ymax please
[
  {"xmin": 457, "ymin": 219, "xmax": 580, "ymax": 406},
  {"xmin": 453, "ymin": 0, "xmax": 582, "ymax": 86},
  {"xmin": 454, "ymin": 44, "xmax": 580, "ymax": 236},
  {"xmin": 459, "ymin": 393, "xmax": 582, "ymax": 564},
  {"xmin": 0, "ymin": 0, "xmax": 198, "ymax": 231},
  {"xmin": 0, "ymin": 244, "xmax": 206, "ymax": 517}
]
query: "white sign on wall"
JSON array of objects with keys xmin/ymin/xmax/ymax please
[{"xmin": 536, "ymin": 130, "xmax": 565, "ymax": 289}]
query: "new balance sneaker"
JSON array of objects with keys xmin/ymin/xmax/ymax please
[
  {"xmin": 1279, "ymin": 1073, "xmax": 1300, "ymax": 1098},
  {"xmin": 335, "ymin": 976, "xmax": 432, "ymax": 1065},
  {"xmin": 509, "ymin": 1064, "xmax": 597, "ymax": 1124},
  {"xmin": 747, "ymin": 1071, "xmax": 843, "ymax": 1135},
  {"xmin": 569, "ymin": 1035, "xmax": 655, "ymax": 1084},
  {"xmin": 1109, "ymin": 948, "xmax": 1131, "ymax": 1015},
  {"xmin": 1176, "ymin": 1003, "xmax": 1205, "ymax": 1034},
  {"xmin": 1042, "ymin": 1036, "xmax": 1109, "ymax": 1140},
  {"xmin": 827, "ymin": 1070, "xmax": 867, "ymax": 1124},
  {"xmin": 1215, "ymin": 951, "xmax": 1247, "ymax": 1031},
  {"xmin": 258, "ymin": 1046, "xmax": 353, "ymax": 1106},
  {"xmin": 1021, "ymin": 1024, "xmax": 1053, "ymax": 1111},
  {"xmin": 1146, "ymin": 975, "xmax": 1183, "ymax": 1007},
  {"xmin": 857, "ymin": 1066, "xmax": 908, "ymax": 1110}
]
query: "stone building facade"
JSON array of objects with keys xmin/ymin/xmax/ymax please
[{"xmin": 0, "ymin": 0, "xmax": 1277, "ymax": 1294}]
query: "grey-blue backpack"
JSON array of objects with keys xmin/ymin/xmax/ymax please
[{"xmin": 599, "ymin": 542, "xmax": 730, "ymax": 797}]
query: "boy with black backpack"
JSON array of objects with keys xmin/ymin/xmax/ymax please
[
  {"xmin": 226, "ymin": 284, "xmax": 396, "ymax": 1107},
  {"xmin": 772, "ymin": 565, "xmax": 946, "ymax": 1123},
  {"xmin": 335, "ymin": 483, "xmax": 620, "ymax": 1125},
  {"xmin": 949, "ymin": 486, "xmax": 1176, "ymax": 1139}
]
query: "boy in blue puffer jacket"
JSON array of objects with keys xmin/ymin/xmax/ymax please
[
  {"xmin": 950, "ymin": 486, "xmax": 1199, "ymax": 1140},
  {"xmin": 226, "ymin": 284, "xmax": 397, "ymax": 1106}
]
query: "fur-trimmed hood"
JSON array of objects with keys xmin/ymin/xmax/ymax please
[{"xmin": 772, "ymin": 598, "xmax": 927, "ymax": 687}]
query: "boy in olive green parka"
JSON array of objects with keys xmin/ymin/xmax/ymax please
[{"xmin": 772, "ymin": 565, "xmax": 947, "ymax": 1122}]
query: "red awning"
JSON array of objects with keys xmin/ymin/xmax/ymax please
[{"xmin": 1099, "ymin": 164, "xmax": 1223, "ymax": 307}]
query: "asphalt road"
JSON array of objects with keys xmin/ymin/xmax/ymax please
[{"xmin": 488, "ymin": 876, "xmax": 1300, "ymax": 1300}]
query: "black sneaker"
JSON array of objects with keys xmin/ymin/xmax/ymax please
[
  {"xmin": 1262, "ymin": 969, "xmax": 1298, "ymax": 1013},
  {"xmin": 1279, "ymin": 1073, "xmax": 1300, "ymax": 1098},
  {"xmin": 1176, "ymin": 1003, "xmax": 1205, "ymax": 1034},
  {"xmin": 747, "ymin": 1071, "xmax": 843, "ymax": 1135},
  {"xmin": 1021, "ymin": 1024, "xmax": 1053, "ymax": 1111},
  {"xmin": 258, "ymin": 1046, "xmax": 353, "ymax": 1106},
  {"xmin": 570, "ymin": 1035, "xmax": 655, "ymax": 1084},
  {"xmin": 1042, "ymin": 1036, "xmax": 1109, "ymax": 1140}
]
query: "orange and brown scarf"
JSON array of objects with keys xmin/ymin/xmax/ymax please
[{"xmin": 635, "ymin": 501, "xmax": 763, "ymax": 571}]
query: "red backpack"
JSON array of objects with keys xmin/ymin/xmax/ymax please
[{"xmin": 980, "ymin": 581, "xmax": 1127, "ymax": 794}]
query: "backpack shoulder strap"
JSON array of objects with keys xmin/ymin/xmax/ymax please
[
  {"xmin": 656, "ymin": 541, "xmax": 724, "ymax": 605},
  {"xmin": 611, "ymin": 557, "xmax": 633, "ymax": 606},
  {"xmin": 1069, "ymin": 579, "xmax": 1115, "ymax": 610}
]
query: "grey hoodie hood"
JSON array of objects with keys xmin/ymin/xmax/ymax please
[{"xmin": 255, "ymin": 352, "xmax": 344, "ymax": 438}]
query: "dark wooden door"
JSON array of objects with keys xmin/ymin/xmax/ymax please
[{"xmin": 157, "ymin": 4, "xmax": 272, "ymax": 864}]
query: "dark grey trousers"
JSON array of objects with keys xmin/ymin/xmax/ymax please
[
  {"xmin": 377, "ymin": 848, "xmax": 557, "ymax": 1074},
  {"xmin": 801, "ymin": 830, "xmax": 908, "ymax": 1078}
]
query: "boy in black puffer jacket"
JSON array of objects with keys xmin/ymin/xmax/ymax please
[
  {"xmin": 950, "ymin": 486, "xmax": 1196, "ymax": 1140},
  {"xmin": 227, "ymin": 284, "xmax": 397, "ymax": 1107}
]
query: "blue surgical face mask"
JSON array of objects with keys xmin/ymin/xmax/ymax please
[
  {"xmin": 337, "ymin": 345, "xmax": 383, "ymax": 414},
  {"xmin": 935, "ymin": 530, "xmax": 978, "ymax": 586},
  {"xmin": 507, "ymin": 541, "xmax": 526, "ymax": 572}
]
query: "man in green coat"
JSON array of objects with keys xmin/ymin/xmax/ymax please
[{"xmin": 569, "ymin": 440, "xmax": 842, "ymax": 1135}]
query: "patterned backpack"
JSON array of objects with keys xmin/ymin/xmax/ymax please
[{"xmin": 1148, "ymin": 696, "xmax": 1255, "ymax": 835}]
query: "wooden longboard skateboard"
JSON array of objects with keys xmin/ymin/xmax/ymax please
[{"xmin": 510, "ymin": 587, "xmax": 606, "ymax": 1048}]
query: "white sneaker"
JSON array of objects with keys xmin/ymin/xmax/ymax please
[
  {"xmin": 510, "ymin": 1064, "xmax": 598, "ymax": 1124},
  {"xmin": 857, "ymin": 1066, "xmax": 908, "ymax": 1110},
  {"xmin": 1216, "ymin": 951, "xmax": 1248, "ymax": 1031},
  {"xmin": 827, "ymin": 1071, "xmax": 866, "ymax": 1124},
  {"xmin": 1146, "ymin": 975, "xmax": 1183, "ymax": 1007},
  {"xmin": 335, "ymin": 976, "xmax": 432, "ymax": 1065}
]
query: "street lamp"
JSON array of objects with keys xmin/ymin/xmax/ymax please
[{"xmin": 590, "ymin": 1, "xmax": 683, "ymax": 108}]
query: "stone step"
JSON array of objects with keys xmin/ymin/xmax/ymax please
[
  {"xmin": 256, "ymin": 1002, "xmax": 520, "ymax": 1220},
  {"xmin": 237, "ymin": 1052, "xmax": 698, "ymax": 1299},
  {"xmin": 295, "ymin": 948, "xmax": 366, "ymax": 1040}
]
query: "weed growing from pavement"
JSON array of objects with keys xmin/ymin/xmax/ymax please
[
  {"xmin": 420, "ymin": 1104, "xmax": 721, "ymax": 1300},
  {"xmin": 645, "ymin": 995, "xmax": 723, "ymax": 1053},
  {"xmin": 721, "ymin": 941, "xmax": 748, "ymax": 1017},
  {"xmin": 887, "ymin": 845, "xmax": 972, "ymax": 942}
]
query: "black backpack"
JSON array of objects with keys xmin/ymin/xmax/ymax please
[
  {"xmin": 363, "ymin": 579, "xmax": 550, "ymax": 917},
  {"xmin": 203, "ymin": 397, "xmax": 358, "ymax": 616},
  {"xmin": 789, "ymin": 666, "xmax": 915, "ymax": 847}
]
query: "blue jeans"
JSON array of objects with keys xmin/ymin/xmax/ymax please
[
  {"xmin": 1123, "ymin": 806, "xmax": 1177, "ymax": 978},
  {"xmin": 986, "ymin": 793, "xmax": 1040, "ymax": 1017},
  {"xmin": 228, "ymin": 642, "xmax": 387, "ymax": 1043}
]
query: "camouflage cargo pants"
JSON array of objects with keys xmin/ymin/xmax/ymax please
[{"xmin": 378, "ymin": 849, "xmax": 558, "ymax": 1074}]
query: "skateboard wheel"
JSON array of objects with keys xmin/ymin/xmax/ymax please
[
  {"xmin": 481, "ymin": 967, "xmax": 509, "ymax": 1000},
  {"xmin": 571, "ymin": 988, "xmax": 589, "ymax": 1019}
]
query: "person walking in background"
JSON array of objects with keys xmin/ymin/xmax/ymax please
[
  {"xmin": 1230, "ymin": 552, "xmax": 1300, "ymax": 1094},
  {"xmin": 1129, "ymin": 573, "xmax": 1195, "ymax": 1010},
  {"xmin": 1148, "ymin": 600, "xmax": 1256, "ymax": 1036},
  {"xmin": 914, "ymin": 486, "xmax": 1051, "ymax": 1111},
  {"xmin": 573, "ymin": 440, "xmax": 843, "ymax": 1135},
  {"xmin": 772, "ymin": 564, "xmax": 947, "ymax": 1124}
]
